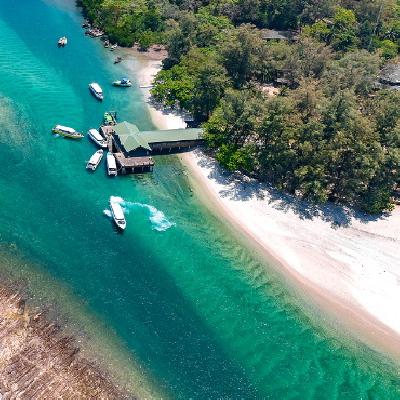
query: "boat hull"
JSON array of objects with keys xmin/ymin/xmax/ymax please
[
  {"xmin": 89, "ymin": 85, "xmax": 104, "ymax": 101},
  {"xmin": 89, "ymin": 88, "xmax": 103, "ymax": 101},
  {"xmin": 109, "ymin": 201, "xmax": 126, "ymax": 231},
  {"xmin": 52, "ymin": 129, "xmax": 83, "ymax": 139},
  {"xmin": 88, "ymin": 131, "xmax": 108, "ymax": 148},
  {"xmin": 113, "ymin": 82, "xmax": 132, "ymax": 87},
  {"xmin": 86, "ymin": 150, "xmax": 103, "ymax": 171}
]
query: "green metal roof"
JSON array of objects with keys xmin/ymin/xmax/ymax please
[
  {"xmin": 141, "ymin": 128, "xmax": 203, "ymax": 144},
  {"xmin": 113, "ymin": 122, "xmax": 151, "ymax": 152},
  {"xmin": 113, "ymin": 122, "xmax": 203, "ymax": 152}
]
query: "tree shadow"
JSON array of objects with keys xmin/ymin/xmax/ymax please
[{"xmin": 193, "ymin": 150, "xmax": 390, "ymax": 229}]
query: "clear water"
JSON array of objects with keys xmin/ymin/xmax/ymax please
[{"xmin": 0, "ymin": 1, "xmax": 399, "ymax": 398}]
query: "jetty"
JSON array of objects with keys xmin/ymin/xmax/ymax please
[{"xmin": 103, "ymin": 121, "xmax": 203, "ymax": 174}]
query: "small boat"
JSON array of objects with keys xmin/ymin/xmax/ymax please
[
  {"xmin": 113, "ymin": 78, "xmax": 132, "ymax": 87},
  {"xmin": 109, "ymin": 198, "xmax": 126, "ymax": 230},
  {"xmin": 104, "ymin": 40, "xmax": 110, "ymax": 48},
  {"xmin": 89, "ymin": 82, "xmax": 103, "ymax": 101},
  {"xmin": 57, "ymin": 36, "xmax": 68, "ymax": 47},
  {"xmin": 88, "ymin": 128, "xmax": 108, "ymax": 148},
  {"xmin": 86, "ymin": 149, "xmax": 103, "ymax": 171},
  {"xmin": 107, "ymin": 152, "xmax": 117, "ymax": 176},
  {"xmin": 52, "ymin": 125, "xmax": 83, "ymax": 139},
  {"xmin": 110, "ymin": 44, "xmax": 117, "ymax": 51},
  {"xmin": 114, "ymin": 56, "xmax": 122, "ymax": 64},
  {"xmin": 103, "ymin": 111, "xmax": 117, "ymax": 126}
]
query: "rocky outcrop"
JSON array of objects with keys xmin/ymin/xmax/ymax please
[{"xmin": 0, "ymin": 287, "xmax": 135, "ymax": 399}]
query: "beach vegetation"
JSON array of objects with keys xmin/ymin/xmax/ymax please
[{"xmin": 79, "ymin": 0, "xmax": 400, "ymax": 212}]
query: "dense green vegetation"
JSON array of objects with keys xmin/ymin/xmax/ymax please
[{"xmin": 79, "ymin": 0, "xmax": 400, "ymax": 212}]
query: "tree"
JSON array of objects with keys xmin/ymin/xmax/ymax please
[
  {"xmin": 379, "ymin": 39, "xmax": 398, "ymax": 59},
  {"xmin": 284, "ymin": 37, "xmax": 333, "ymax": 85},
  {"xmin": 330, "ymin": 7, "xmax": 358, "ymax": 51},
  {"xmin": 322, "ymin": 50, "xmax": 381, "ymax": 96},
  {"xmin": 218, "ymin": 24, "xmax": 264, "ymax": 87},
  {"xmin": 205, "ymin": 89, "xmax": 264, "ymax": 171}
]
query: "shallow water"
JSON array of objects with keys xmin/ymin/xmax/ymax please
[{"xmin": 0, "ymin": 1, "xmax": 400, "ymax": 398}]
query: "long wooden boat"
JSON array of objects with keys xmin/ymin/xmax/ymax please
[{"xmin": 52, "ymin": 125, "xmax": 83, "ymax": 139}]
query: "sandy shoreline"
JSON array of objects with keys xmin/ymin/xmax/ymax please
[
  {"xmin": 120, "ymin": 46, "xmax": 187, "ymax": 130},
  {"xmin": 180, "ymin": 150, "xmax": 400, "ymax": 360},
  {"xmin": 133, "ymin": 54, "xmax": 400, "ymax": 361}
]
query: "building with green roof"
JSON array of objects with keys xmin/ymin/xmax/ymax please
[{"xmin": 112, "ymin": 121, "xmax": 203, "ymax": 156}]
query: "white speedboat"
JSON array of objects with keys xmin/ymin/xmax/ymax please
[
  {"xmin": 52, "ymin": 125, "xmax": 83, "ymax": 139},
  {"xmin": 88, "ymin": 128, "xmax": 107, "ymax": 148},
  {"xmin": 109, "ymin": 198, "xmax": 126, "ymax": 230},
  {"xmin": 86, "ymin": 149, "xmax": 103, "ymax": 171},
  {"xmin": 89, "ymin": 82, "xmax": 103, "ymax": 100},
  {"xmin": 113, "ymin": 78, "xmax": 132, "ymax": 87},
  {"xmin": 107, "ymin": 152, "xmax": 117, "ymax": 176},
  {"xmin": 58, "ymin": 36, "xmax": 67, "ymax": 47}
]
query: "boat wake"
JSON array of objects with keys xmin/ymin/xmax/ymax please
[
  {"xmin": 104, "ymin": 196, "xmax": 175, "ymax": 232},
  {"xmin": 103, "ymin": 209, "xmax": 112, "ymax": 218}
]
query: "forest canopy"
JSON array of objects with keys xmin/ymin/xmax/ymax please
[{"xmin": 78, "ymin": 0, "xmax": 400, "ymax": 213}]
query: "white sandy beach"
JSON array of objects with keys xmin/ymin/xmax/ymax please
[
  {"xmin": 122, "ymin": 47, "xmax": 187, "ymax": 130},
  {"xmin": 134, "ymin": 51, "xmax": 400, "ymax": 359},
  {"xmin": 181, "ymin": 149, "xmax": 400, "ymax": 358}
]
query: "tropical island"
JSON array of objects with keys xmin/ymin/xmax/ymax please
[
  {"xmin": 78, "ymin": 0, "xmax": 400, "ymax": 213},
  {"xmin": 0, "ymin": 0, "xmax": 399, "ymax": 398},
  {"xmin": 75, "ymin": 0, "xmax": 400, "ymax": 362}
]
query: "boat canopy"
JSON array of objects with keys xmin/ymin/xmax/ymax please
[
  {"xmin": 90, "ymin": 83, "xmax": 102, "ymax": 93},
  {"xmin": 89, "ymin": 128, "xmax": 104, "ymax": 141},
  {"xmin": 107, "ymin": 153, "xmax": 117, "ymax": 169},
  {"xmin": 111, "ymin": 202, "xmax": 125, "ymax": 220},
  {"xmin": 55, "ymin": 125, "xmax": 75, "ymax": 133},
  {"xmin": 89, "ymin": 151, "xmax": 102, "ymax": 163}
]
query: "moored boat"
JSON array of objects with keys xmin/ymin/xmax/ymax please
[
  {"xmin": 107, "ymin": 152, "xmax": 117, "ymax": 176},
  {"xmin": 89, "ymin": 82, "xmax": 103, "ymax": 101},
  {"xmin": 103, "ymin": 111, "xmax": 117, "ymax": 126},
  {"xmin": 88, "ymin": 128, "xmax": 107, "ymax": 148},
  {"xmin": 86, "ymin": 149, "xmax": 103, "ymax": 171},
  {"xmin": 114, "ymin": 56, "xmax": 122, "ymax": 64},
  {"xmin": 57, "ymin": 36, "xmax": 68, "ymax": 47},
  {"xmin": 52, "ymin": 125, "xmax": 83, "ymax": 139},
  {"xmin": 113, "ymin": 78, "xmax": 132, "ymax": 87},
  {"xmin": 109, "ymin": 198, "xmax": 126, "ymax": 230}
]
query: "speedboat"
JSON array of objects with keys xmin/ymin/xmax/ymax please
[
  {"xmin": 52, "ymin": 125, "xmax": 83, "ymax": 139},
  {"xmin": 88, "ymin": 128, "xmax": 107, "ymax": 148},
  {"xmin": 109, "ymin": 198, "xmax": 126, "ymax": 230},
  {"xmin": 107, "ymin": 152, "xmax": 117, "ymax": 176},
  {"xmin": 86, "ymin": 149, "xmax": 103, "ymax": 171},
  {"xmin": 58, "ymin": 36, "xmax": 67, "ymax": 47},
  {"xmin": 113, "ymin": 78, "xmax": 132, "ymax": 87},
  {"xmin": 89, "ymin": 82, "xmax": 103, "ymax": 101},
  {"xmin": 110, "ymin": 44, "xmax": 117, "ymax": 51},
  {"xmin": 103, "ymin": 111, "xmax": 117, "ymax": 126}
]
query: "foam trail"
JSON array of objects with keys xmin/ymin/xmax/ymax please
[
  {"xmin": 103, "ymin": 209, "xmax": 112, "ymax": 218},
  {"xmin": 144, "ymin": 204, "xmax": 175, "ymax": 232},
  {"xmin": 108, "ymin": 196, "xmax": 175, "ymax": 232}
]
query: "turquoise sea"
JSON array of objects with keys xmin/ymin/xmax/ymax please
[{"xmin": 0, "ymin": 1, "xmax": 399, "ymax": 398}]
